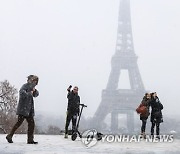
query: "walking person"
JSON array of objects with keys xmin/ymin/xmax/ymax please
[
  {"xmin": 64, "ymin": 85, "xmax": 80, "ymax": 139},
  {"xmin": 150, "ymin": 92, "xmax": 163, "ymax": 139},
  {"xmin": 6, "ymin": 75, "xmax": 39, "ymax": 144},
  {"xmin": 137, "ymin": 93, "xmax": 151, "ymax": 138}
]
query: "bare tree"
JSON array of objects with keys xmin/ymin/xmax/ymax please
[{"xmin": 0, "ymin": 80, "xmax": 18, "ymax": 133}]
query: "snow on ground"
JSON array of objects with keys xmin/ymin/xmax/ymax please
[{"xmin": 0, "ymin": 134, "xmax": 180, "ymax": 154}]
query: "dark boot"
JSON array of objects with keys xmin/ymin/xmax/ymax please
[
  {"xmin": 6, "ymin": 134, "xmax": 13, "ymax": 143},
  {"xmin": 27, "ymin": 141, "xmax": 38, "ymax": 144}
]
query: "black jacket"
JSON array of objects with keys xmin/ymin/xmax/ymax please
[
  {"xmin": 16, "ymin": 83, "xmax": 39, "ymax": 117},
  {"xmin": 67, "ymin": 91, "xmax": 80, "ymax": 114},
  {"xmin": 150, "ymin": 97, "xmax": 163, "ymax": 122}
]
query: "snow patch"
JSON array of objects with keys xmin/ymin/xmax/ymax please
[{"xmin": 0, "ymin": 134, "xmax": 180, "ymax": 154}]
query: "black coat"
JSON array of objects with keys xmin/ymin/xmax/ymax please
[
  {"xmin": 67, "ymin": 91, "xmax": 80, "ymax": 115},
  {"xmin": 16, "ymin": 83, "xmax": 39, "ymax": 117},
  {"xmin": 150, "ymin": 97, "xmax": 163, "ymax": 123}
]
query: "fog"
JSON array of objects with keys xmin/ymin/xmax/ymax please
[{"xmin": 0, "ymin": 0, "xmax": 180, "ymax": 118}]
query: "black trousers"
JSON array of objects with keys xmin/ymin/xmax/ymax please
[
  {"xmin": 141, "ymin": 119, "xmax": 147, "ymax": 133},
  {"xmin": 9, "ymin": 115, "xmax": 35, "ymax": 142},
  {"xmin": 65, "ymin": 111, "xmax": 77, "ymax": 134},
  {"xmin": 151, "ymin": 121, "xmax": 160, "ymax": 135}
]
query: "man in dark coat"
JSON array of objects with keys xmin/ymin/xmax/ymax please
[
  {"xmin": 150, "ymin": 92, "xmax": 163, "ymax": 137},
  {"xmin": 64, "ymin": 86, "xmax": 80, "ymax": 138},
  {"xmin": 6, "ymin": 75, "xmax": 39, "ymax": 144}
]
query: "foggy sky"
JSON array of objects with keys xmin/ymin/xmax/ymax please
[{"xmin": 0, "ymin": 0, "xmax": 180, "ymax": 118}]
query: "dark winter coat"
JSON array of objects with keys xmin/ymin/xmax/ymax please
[
  {"xmin": 16, "ymin": 83, "xmax": 39, "ymax": 117},
  {"xmin": 140, "ymin": 97, "xmax": 150, "ymax": 120},
  {"xmin": 67, "ymin": 91, "xmax": 80, "ymax": 115},
  {"xmin": 150, "ymin": 97, "xmax": 163, "ymax": 123}
]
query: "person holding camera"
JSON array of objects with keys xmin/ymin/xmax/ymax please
[
  {"xmin": 64, "ymin": 86, "xmax": 80, "ymax": 139},
  {"xmin": 6, "ymin": 75, "xmax": 39, "ymax": 144},
  {"xmin": 150, "ymin": 92, "xmax": 163, "ymax": 138}
]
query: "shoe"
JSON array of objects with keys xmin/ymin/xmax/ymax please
[
  {"xmin": 64, "ymin": 134, "xmax": 68, "ymax": 139},
  {"xmin": 151, "ymin": 134, "xmax": 154, "ymax": 139},
  {"xmin": 142, "ymin": 132, "xmax": 146, "ymax": 139},
  {"xmin": 6, "ymin": 135, "xmax": 13, "ymax": 143},
  {"xmin": 156, "ymin": 135, "xmax": 160, "ymax": 140},
  {"xmin": 27, "ymin": 141, "xmax": 38, "ymax": 144},
  {"xmin": 140, "ymin": 132, "xmax": 146, "ymax": 139}
]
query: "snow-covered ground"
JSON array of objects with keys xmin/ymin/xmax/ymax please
[{"xmin": 0, "ymin": 134, "xmax": 180, "ymax": 154}]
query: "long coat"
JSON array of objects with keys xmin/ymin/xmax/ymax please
[
  {"xmin": 16, "ymin": 83, "xmax": 39, "ymax": 117},
  {"xmin": 150, "ymin": 97, "xmax": 163, "ymax": 123}
]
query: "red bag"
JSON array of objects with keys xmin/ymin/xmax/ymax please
[{"xmin": 136, "ymin": 105, "xmax": 147, "ymax": 114}]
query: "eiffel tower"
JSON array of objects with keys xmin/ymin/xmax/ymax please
[{"xmin": 93, "ymin": 0, "xmax": 146, "ymax": 133}]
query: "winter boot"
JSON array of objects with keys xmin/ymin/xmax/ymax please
[
  {"xmin": 6, "ymin": 134, "xmax": 13, "ymax": 143},
  {"xmin": 27, "ymin": 141, "xmax": 38, "ymax": 144}
]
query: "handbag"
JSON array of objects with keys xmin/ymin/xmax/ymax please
[{"xmin": 136, "ymin": 105, "xmax": 147, "ymax": 114}]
